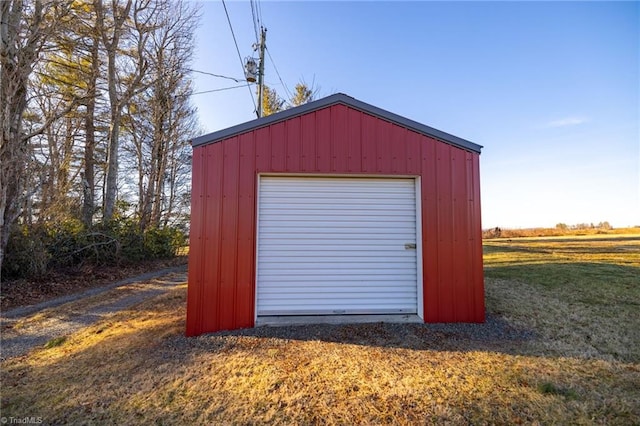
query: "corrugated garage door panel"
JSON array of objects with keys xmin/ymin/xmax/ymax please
[{"xmin": 257, "ymin": 176, "xmax": 418, "ymax": 315}]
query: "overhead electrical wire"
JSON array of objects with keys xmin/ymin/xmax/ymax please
[
  {"xmin": 186, "ymin": 68, "xmax": 244, "ymax": 83},
  {"xmin": 221, "ymin": 0, "xmax": 257, "ymax": 110},
  {"xmin": 190, "ymin": 84, "xmax": 247, "ymax": 96},
  {"xmin": 266, "ymin": 46, "xmax": 292, "ymax": 101},
  {"xmin": 249, "ymin": 0, "xmax": 260, "ymax": 44},
  {"xmin": 256, "ymin": 0, "xmax": 263, "ymax": 27}
]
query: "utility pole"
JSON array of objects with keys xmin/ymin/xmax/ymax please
[{"xmin": 256, "ymin": 27, "xmax": 267, "ymax": 118}]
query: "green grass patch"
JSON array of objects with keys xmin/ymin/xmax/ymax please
[
  {"xmin": 43, "ymin": 336, "xmax": 67, "ymax": 349},
  {"xmin": 484, "ymin": 237, "xmax": 640, "ymax": 302},
  {"xmin": 537, "ymin": 382, "xmax": 580, "ymax": 400}
]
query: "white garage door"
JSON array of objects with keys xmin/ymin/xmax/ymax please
[{"xmin": 256, "ymin": 176, "xmax": 419, "ymax": 316}]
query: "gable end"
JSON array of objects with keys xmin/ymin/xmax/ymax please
[{"xmin": 191, "ymin": 93, "xmax": 482, "ymax": 154}]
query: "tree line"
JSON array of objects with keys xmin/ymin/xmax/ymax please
[
  {"xmin": 1, "ymin": 0, "xmax": 201, "ymax": 281},
  {"xmin": 482, "ymin": 221, "xmax": 621, "ymax": 239}
]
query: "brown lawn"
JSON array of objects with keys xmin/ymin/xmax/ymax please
[{"xmin": 1, "ymin": 235, "xmax": 639, "ymax": 424}]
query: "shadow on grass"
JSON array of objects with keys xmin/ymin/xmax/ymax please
[
  {"xmin": 485, "ymin": 262, "xmax": 640, "ymax": 291},
  {"xmin": 485, "ymin": 244, "xmax": 639, "ymax": 256},
  {"xmin": 483, "ymin": 245, "xmax": 552, "ymax": 255}
]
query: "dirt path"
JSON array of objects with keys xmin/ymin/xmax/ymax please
[{"xmin": 0, "ymin": 266, "xmax": 187, "ymax": 360}]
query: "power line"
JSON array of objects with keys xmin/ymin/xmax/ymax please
[
  {"xmin": 221, "ymin": 0, "xmax": 257, "ymax": 111},
  {"xmin": 187, "ymin": 68, "xmax": 244, "ymax": 83},
  {"xmin": 266, "ymin": 46, "xmax": 292, "ymax": 101},
  {"xmin": 256, "ymin": 0, "xmax": 263, "ymax": 26},
  {"xmin": 249, "ymin": 0, "xmax": 260, "ymax": 44},
  {"xmin": 190, "ymin": 84, "xmax": 247, "ymax": 97}
]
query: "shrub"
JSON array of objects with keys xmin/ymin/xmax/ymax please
[
  {"xmin": 3, "ymin": 225, "xmax": 50, "ymax": 279},
  {"xmin": 2, "ymin": 217, "xmax": 187, "ymax": 280},
  {"xmin": 143, "ymin": 226, "xmax": 186, "ymax": 258}
]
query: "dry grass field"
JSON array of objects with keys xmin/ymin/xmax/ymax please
[
  {"xmin": 484, "ymin": 234, "xmax": 640, "ymax": 362},
  {"xmin": 1, "ymin": 235, "xmax": 639, "ymax": 424}
]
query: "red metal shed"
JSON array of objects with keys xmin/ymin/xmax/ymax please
[{"xmin": 187, "ymin": 93, "xmax": 484, "ymax": 336}]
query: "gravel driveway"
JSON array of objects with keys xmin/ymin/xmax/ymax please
[{"xmin": 0, "ymin": 266, "xmax": 187, "ymax": 360}]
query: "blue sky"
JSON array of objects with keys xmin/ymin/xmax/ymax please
[{"xmin": 189, "ymin": 1, "xmax": 639, "ymax": 229}]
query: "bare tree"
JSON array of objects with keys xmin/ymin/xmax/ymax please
[
  {"xmin": 74, "ymin": 3, "xmax": 104, "ymax": 228},
  {"xmin": 95, "ymin": 0, "xmax": 155, "ymax": 222},
  {"xmin": 2, "ymin": 0, "xmax": 201, "ymax": 280},
  {"xmin": 0, "ymin": 0, "xmax": 75, "ymax": 280},
  {"xmin": 122, "ymin": 0, "xmax": 199, "ymax": 230}
]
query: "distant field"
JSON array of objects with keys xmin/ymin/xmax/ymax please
[
  {"xmin": 483, "ymin": 226, "xmax": 640, "ymax": 239},
  {"xmin": 2, "ymin": 235, "xmax": 639, "ymax": 424}
]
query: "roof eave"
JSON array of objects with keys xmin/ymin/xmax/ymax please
[{"xmin": 191, "ymin": 93, "xmax": 483, "ymax": 154}]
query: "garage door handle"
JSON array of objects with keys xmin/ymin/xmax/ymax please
[{"xmin": 404, "ymin": 243, "xmax": 417, "ymax": 249}]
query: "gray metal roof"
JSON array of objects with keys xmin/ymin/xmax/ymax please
[{"xmin": 191, "ymin": 93, "xmax": 482, "ymax": 154}]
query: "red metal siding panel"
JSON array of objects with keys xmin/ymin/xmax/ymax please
[
  {"xmin": 300, "ymin": 112, "xmax": 316, "ymax": 172},
  {"xmin": 270, "ymin": 122, "xmax": 286, "ymax": 172},
  {"xmin": 315, "ymin": 108, "xmax": 331, "ymax": 172},
  {"xmin": 391, "ymin": 127, "xmax": 407, "ymax": 174},
  {"xmin": 406, "ymin": 131, "xmax": 421, "ymax": 175},
  {"xmin": 219, "ymin": 138, "xmax": 241, "ymax": 330},
  {"xmin": 201, "ymin": 142, "xmax": 224, "ymax": 332},
  {"xmin": 375, "ymin": 118, "xmax": 392, "ymax": 174},
  {"xmin": 346, "ymin": 108, "xmax": 362, "ymax": 172},
  {"xmin": 451, "ymin": 147, "xmax": 470, "ymax": 321},
  {"xmin": 255, "ymin": 126, "xmax": 271, "ymax": 172},
  {"xmin": 421, "ymin": 137, "xmax": 440, "ymax": 322},
  {"xmin": 331, "ymin": 105, "xmax": 349, "ymax": 173},
  {"xmin": 286, "ymin": 117, "xmax": 301, "ymax": 172},
  {"xmin": 463, "ymin": 152, "xmax": 475, "ymax": 321},
  {"xmin": 435, "ymin": 143, "xmax": 455, "ymax": 322},
  {"xmin": 360, "ymin": 113, "xmax": 377, "ymax": 173},
  {"xmin": 187, "ymin": 102, "xmax": 484, "ymax": 335},
  {"xmin": 236, "ymin": 132, "xmax": 256, "ymax": 328},
  {"xmin": 471, "ymin": 153, "xmax": 485, "ymax": 321},
  {"xmin": 186, "ymin": 148, "xmax": 206, "ymax": 336}
]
